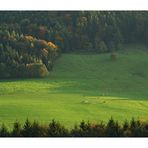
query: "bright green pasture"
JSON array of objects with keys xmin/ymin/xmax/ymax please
[{"xmin": 0, "ymin": 44, "xmax": 148, "ymax": 127}]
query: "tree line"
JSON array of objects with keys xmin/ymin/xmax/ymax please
[
  {"xmin": 0, "ymin": 118, "xmax": 147, "ymax": 137},
  {"xmin": 1, "ymin": 11, "xmax": 148, "ymax": 52}
]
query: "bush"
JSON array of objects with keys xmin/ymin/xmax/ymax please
[
  {"xmin": 110, "ymin": 52, "xmax": 117, "ymax": 60},
  {"xmin": 25, "ymin": 63, "xmax": 49, "ymax": 78}
]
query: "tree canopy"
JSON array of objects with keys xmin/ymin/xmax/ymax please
[{"xmin": 1, "ymin": 11, "xmax": 148, "ymax": 78}]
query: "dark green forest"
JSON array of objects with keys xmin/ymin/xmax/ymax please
[
  {"xmin": 0, "ymin": 118, "xmax": 147, "ymax": 137},
  {"xmin": 1, "ymin": 11, "xmax": 148, "ymax": 78}
]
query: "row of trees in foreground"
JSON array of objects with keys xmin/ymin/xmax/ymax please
[{"xmin": 0, "ymin": 118, "xmax": 147, "ymax": 137}]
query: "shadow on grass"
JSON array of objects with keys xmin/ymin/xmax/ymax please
[{"xmin": 0, "ymin": 77, "xmax": 148, "ymax": 101}]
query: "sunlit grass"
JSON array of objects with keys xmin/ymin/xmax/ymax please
[{"xmin": 0, "ymin": 44, "xmax": 148, "ymax": 128}]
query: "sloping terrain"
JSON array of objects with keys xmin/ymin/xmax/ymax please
[{"xmin": 0, "ymin": 44, "xmax": 148, "ymax": 127}]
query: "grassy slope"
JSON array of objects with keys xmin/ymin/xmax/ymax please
[{"xmin": 0, "ymin": 44, "xmax": 148, "ymax": 128}]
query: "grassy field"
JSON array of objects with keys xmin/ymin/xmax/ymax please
[{"xmin": 0, "ymin": 44, "xmax": 148, "ymax": 128}]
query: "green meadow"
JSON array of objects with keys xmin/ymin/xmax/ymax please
[{"xmin": 0, "ymin": 44, "xmax": 148, "ymax": 128}]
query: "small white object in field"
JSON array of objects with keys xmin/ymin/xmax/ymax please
[
  {"xmin": 81, "ymin": 100, "xmax": 89, "ymax": 104},
  {"xmin": 84, "ymin": 100, "xmax": 89, "ymax": 103}
]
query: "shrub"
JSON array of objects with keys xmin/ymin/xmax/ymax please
[
  {"xmin": 110, "ymin": 51, "xmax": 117, "ymax": 60},
  {"xmin": 25, "ymin": 63, "xmax": 49, "ymax": 78}
]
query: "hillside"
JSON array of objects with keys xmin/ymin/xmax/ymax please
[
  {"xmin": 0, "ymin": 44, "xmax": 148, "ymax": 127},
  {"xmin": 2, "ymin": 11, "xmax": 148, "ymax": 79},
  {"xmin": 50, "ymin": 44, "xmax": 148, "ymax": 98}
]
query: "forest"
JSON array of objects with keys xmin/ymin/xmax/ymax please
[{"xmin": 1, "ymin": 11, "xmax": 148, "ymax": 78}]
